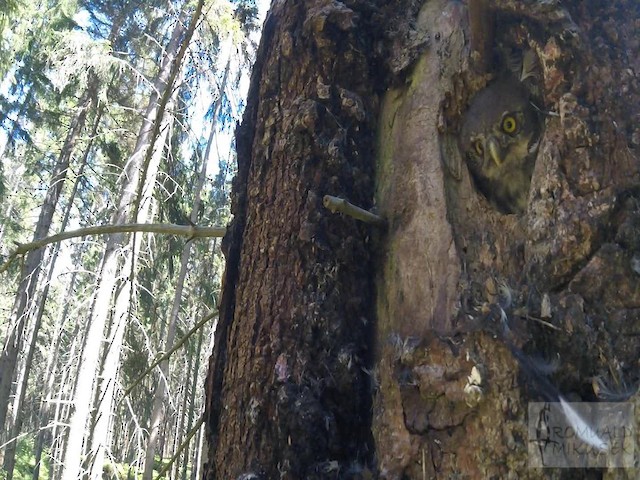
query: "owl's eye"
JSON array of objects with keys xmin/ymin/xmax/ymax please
[
  {"xmin": 502, "ymin": 115, "xmax": 518, "ymax": 134},
  {"xmin": 473, "ymin": 139, "xmax": 484, "ymax": 156}
]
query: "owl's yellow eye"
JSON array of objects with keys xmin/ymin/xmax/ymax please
[
  {"xmin": 474, "ymin": 139, "xmax": 484, "ymax": 156},
  {"xmin": 502, "ymin": 115, "xmax": 518, "ymax": 134}
]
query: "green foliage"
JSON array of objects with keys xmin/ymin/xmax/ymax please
[
  {"xmin": 101, "ymin": 455, "xmax": 181, "ymax": 480},
  {"xmin": 47, "ymin": 30, "xmax": 114, "ymax": 93},
  {"xmin": 0, "ymin": 436, "xmax": 51, "ymax": 480}
]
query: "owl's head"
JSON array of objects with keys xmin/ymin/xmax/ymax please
[{"xmin": 459, "ymin": 77, "xmax": 541, "ymax": 213}]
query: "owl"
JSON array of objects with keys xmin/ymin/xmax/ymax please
[{"xmin": 459, "ymin": 77, "xmax": 541, "ymax": 214}]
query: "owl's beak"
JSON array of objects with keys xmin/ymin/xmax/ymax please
[{"xmin": 486, "ymin": 136, "xmax": 503, "ymax": 167}]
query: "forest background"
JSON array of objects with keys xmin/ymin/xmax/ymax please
[{"xmin": 0, "ymin": 1, "xmax": 264, "ymax": 479}]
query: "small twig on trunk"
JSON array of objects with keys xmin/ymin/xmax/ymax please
[
  {"xmin": 0, "ymin": 223, "xmax": 226, "ymax": 274},
  {"xmin": 525, "ymin": 314, "xmax": 563, "ymax": 331},
  {"xmin": 323, "ymin": 195, "xmax": 386, "ymax": 227},
  {"xmin": 0, "ymin": 421, "xmax": 67, "ymax": 449}
]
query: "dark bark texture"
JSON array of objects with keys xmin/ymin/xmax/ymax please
[
  {"xmin": 205, "ymin": 0, "xmax": 640, "ymax": 479},
  {"xmin": 204, "ymin": 1, "xmax": 384, "ymax": 478}
]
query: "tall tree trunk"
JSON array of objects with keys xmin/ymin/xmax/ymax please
[
  {"xmin": 88, "ymin": 105, "xmax": 169, "ymax": 478},
  {"xmin": 204, "ymin": 1, "xmax": 381, "ymax": 478},
  {"xmin": 143, "ymin": 59, "xmax": 230, "ymax": 480},
  {"xmin": 32, "ymin": 269, "xmax": 79, "ymax": 480},
  {"xmin": 2, "ymin": 104, "xmax": 103, "ymax": 480},
  {"xmin": 61, "ymin": 3, "xmax": 205, "ymax": 479},
  {"xmin": 204, "ymin": 0, "xmax": 640, "ymax": 479},
  {"xmin": 174, "ymin": 362, "xmax": 190, "ymax": 480},
  {"xmin": 50, "ymin": 320, "xmax": 83, "ymax": 480},
  {"xmin": 0, "ymin": 88, "xmax": 93, "ymax": 432},
  {"xmin": 182, "ymin": 310, "xmax": 205, "ymax": 480},
  {"xmin": 195, "ymin": 305, "xmax": 217, "ymax": 480}
]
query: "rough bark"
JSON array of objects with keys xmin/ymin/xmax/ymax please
[
  {"xmin": 205, "ymin": 0, "xmax": 640, "ymax": 479},
  {"xmin": 375, "ymin": 0, "xmax": 640, "ymax": 478},
  {"xmin": 204, "ymin": 1, "xmax": 383, "ymax": 478}
]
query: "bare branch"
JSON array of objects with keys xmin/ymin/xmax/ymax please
[
  {"xmin": 120, "ymin": 310, "xmax": 217, "ymax": 402},
  {"xmin": 0, "ymin": 223, "xmax": 226, "ymax": 274},
  {"xmin": 155, "ymin": 415, "xmax": 205, "ymax": 479},
  {"xmin": 0, "ymin": 421, "xmax": 68, "ymax": 449}
]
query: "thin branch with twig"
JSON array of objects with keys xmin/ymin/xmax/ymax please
[
  {"xmin": 119, "ymin": 310, "xmax": 217, "ymax": 402},
  {"xmin": 155, "ymin": 415, "xmax": 205, "ymax": 479},
  {"xmin": 0, "ymin": 222, "xmax": 226, "ymax": 274}
]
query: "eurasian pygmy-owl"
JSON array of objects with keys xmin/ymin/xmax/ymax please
[{"xmin": 459, "ymin": 77, "xmax": 541, "ymax": 214}]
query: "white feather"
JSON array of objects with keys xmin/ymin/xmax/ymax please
[{"xmin": 559, "ymin": 396, "xmax": 609, "ymax": 452}]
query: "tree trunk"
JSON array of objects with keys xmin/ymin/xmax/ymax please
[
  {"xmin": 87, "ymin": 102, "xmax": 169, "ymax": 479},
  {"xmin": 174, "ymin": 360, "xmax": 190, "ymax": 480},
  {"xmin": 0, "ymin": 88, "xmax": 93, "ymax": 432},
  {"xmin": 143, "ymin": 59, "xmax": 230, "ymax": 480},
  {"xmin": 50, "ymin": 320, "xmax": 83, "ymax": 480},
  {"xmin": 204, "ymin": 1, "xmax": 381, "ymax": 478},
  {"xmin": 205, "ymin": 0, "xmax": 640, "ymax": 479},
  {"xmin": 32, "ymin": 270, "xmax": 79, "ymax": 480},
  {"xmin": 2, "ymin": 104, "xmax": 103, "ymax": 480},
  {"xmin": 60, "ymin": 4, "xmax": 200, "ymax": 476},
  {"xmin": 182, "ymin": 311, "xmax": 205, "ymax": 480},
  {"xmin": 195, "ymin": 304, "xmax": 217, "ymax": 480}
]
